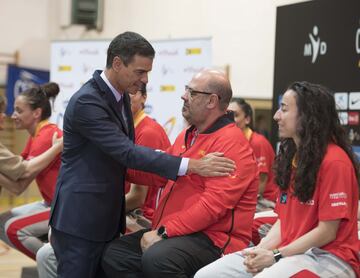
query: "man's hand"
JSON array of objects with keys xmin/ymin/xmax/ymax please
[
  {"xmin": 187, "ymin": 152, "xmax": 235, "ymax": 177},
  {"xmin": 140, "ymin": 230, "xmax": 162, "ymax": 253},
  {"xmin": 242, "ymin": 248, "xmax": 275, "ymax": 274}
]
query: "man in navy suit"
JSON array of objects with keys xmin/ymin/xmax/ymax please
[{"xmin": 49, "ymin": 32, "xmax": 235, "ymax": 278}]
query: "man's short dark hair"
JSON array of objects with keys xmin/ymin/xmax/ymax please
[{"xmin": 106, "ymin": 31, "xmax": 155, "ymax": 68}]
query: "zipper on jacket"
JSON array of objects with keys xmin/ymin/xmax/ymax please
[
  {"xmin": 220, "ymin": 208, "xmax": 235, "ymax": 254},
  {"xmin": 153, "ymin": 183, "xmax": 176, "ymax": 229},
  {"xmin": 154, "ymin": 134, "xmax": 194, "ymax": 228}
]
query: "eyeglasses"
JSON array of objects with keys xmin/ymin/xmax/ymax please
[{"xmin": 184, "ymin": 85, "xmax": 221, "ymax": 100}]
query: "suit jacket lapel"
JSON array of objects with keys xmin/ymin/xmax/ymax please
[
  {"xmin": 108, "ymin": 96, "xmax": 129, "ymax": 135},
  {"xmin": 93, "ymin": 70, "xmax": 130, "ymax": 136}
]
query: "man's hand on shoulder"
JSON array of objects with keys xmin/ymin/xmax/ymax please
[{"xmin": 187, "ymin": 152, "xmax": 235, "ymax": 177}]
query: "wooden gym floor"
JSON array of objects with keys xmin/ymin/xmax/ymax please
[{"xmin": 0, "ymin": 243, "xmax": 36, "ymax": 278}]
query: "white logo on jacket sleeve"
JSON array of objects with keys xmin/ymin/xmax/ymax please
[
  {"xmin": 329, "ymin": 192, "xmax": 348, "ymax": 207},
  {"xmin": 331, "ymin": 202, "xmax": 347, "ymax": 207},
  {"xmin": 329, "ymin": 192, "xmax": 347, "ymax": 199}
]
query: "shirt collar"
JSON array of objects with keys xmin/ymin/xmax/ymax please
[
  {"xmin": 34, "ymin": 120, "xmax": 49, "ymax": 137},
  {"xmin": 133, "ymin": 109, "xmax": 147, "ymax": 128},
  {"xmin": 243, "ymin": 127, "xmax": 253, "ymax": 141},
  {"xmin": 100, "ymin": 71, "xmax": 123, "ymax": 102}
]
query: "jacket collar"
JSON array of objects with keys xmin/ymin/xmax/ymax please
[
  {"xmin": 92, "ymin": 70, "xmax": 134, "ymax": 138},
  {"xmin": 185, "ymin": 111, "xmax": 234, "ymax": 145},
  {"xmin": 93, "ymin": 70, "xmax": 110, "ymax": 95}
]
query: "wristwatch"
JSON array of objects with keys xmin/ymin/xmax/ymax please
[
  {"xmin": 157, "ymin": 226, "xmax": 168, "ymax": 239},
  {"xmin": 272, "ymin": 249, "xmax": 282, "ymax": 262}
]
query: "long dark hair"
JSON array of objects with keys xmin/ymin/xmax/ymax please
[
  {"xmin": 274, "ymin": 81, "xmax": 359, "ymax": 202},
  {"xmin": 21, "ymin": 82, "xmax": 59, "ymax": 121}
]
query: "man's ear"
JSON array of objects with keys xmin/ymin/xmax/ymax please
[
  {"xmin": 113, "ymin": 56, "xmax": 124, "ymax": 72},
  {"xmin": 206, "ymin": 94, "xmax": 218, "ymax": 109}
]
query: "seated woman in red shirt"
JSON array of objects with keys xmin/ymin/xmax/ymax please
[
  {"xmin": 0, "ymin": 83, "xmax": 62, "ymax": 260},
  {"xmin": 229, "ymin": 99, "xmax": 278, "ymax": 245},
  {"xmin": 229, "ymin": 98, "xmax": 277, "ymax": 211},
  {"xmin": 195, "ymin": 81, "xmax": 359, "ymax": 278}
]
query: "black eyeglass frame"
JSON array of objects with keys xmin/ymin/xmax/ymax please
[{"xmin": 185, "ymin": 85, "xmax": 221, "ymax": 100}]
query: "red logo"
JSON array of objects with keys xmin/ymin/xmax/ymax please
[{"xmin": 348, "ymin": 112, "xmax": 359, "ymax": 125}]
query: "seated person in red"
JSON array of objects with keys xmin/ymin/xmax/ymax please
[
  {"xmin": 0, "ymin": 83, "xmax": 62, "ymax": 260},
  {"xmin": 101, "ymin": 69, "xmax": 259, "ymax": 278},
  {"xmin": 228, "ymin": 98, "xmax": 278, "ymax": 245},
  {"xmin": 0, "ymin": 95, "xmax": 62, "ymax": 256},
  {"xmin": 195, "ymin": 81, "xmax": 360, "ymax": 278},
  {"xmin": 125, "ymin": 84, "xmax": 171, "ymax": 232},
  {"xmin": 229, "ymin": 98, "xmax": 277, "ymax": 211}
]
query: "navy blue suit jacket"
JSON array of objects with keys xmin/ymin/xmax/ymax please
[{"xmin": 50, "ymin": 70, "xmax": 181, "ymax": 242}]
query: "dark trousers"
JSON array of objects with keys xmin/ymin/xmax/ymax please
[
  {"xmin": 102, "ymin": 229, "xmax": 221, "ymax": 278},
  {"xmin": 51, "ymin": 227, "xmax": 107, "ymax": 278}
]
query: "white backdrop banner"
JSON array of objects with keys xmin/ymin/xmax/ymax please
[{"xmin": 50, "ymin": 38, "xmax": 212, "ymax": 142}]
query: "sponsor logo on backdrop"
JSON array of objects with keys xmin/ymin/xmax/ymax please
[
  {"xmin": 349, "ymin": 92, "xmax": 360, "ymax": 110},
  {"xmin": 334, "ymin": 92, "xmax": 349, "ymax": 110},
  {"xmin": 83, "ymin": 64, "xmax": 92, "ymax": 74},
  {"xmin": 58, "ymin": 65, "xmax": 72, "ymax": 72},
  {"xmin": 79, "ymin": 49, "xmax": 99, "ymax": 55},
  {"xmin": 59, "ymin": 82, "xmax": 74, "ymax": 90},
  {"xmin": 183, "ymin": 66, "xmax": 204, "ymax": 73},
  {"xmin": 158, "ymin": 49, "xmax": 178, "ymax": 56},
  {"xmin": 161, "ymin": 65, "xmax": 174, "ymax": 76},
  {"xmin": 348, "ymin": 112, "xmax": 359, "ymax": 125},
  {"xmin": 303, "ymin": 26, "xmax": 327, "ymax": 63},
  {"xmin": 60, "ymin": 48, "xmax": 71, "ymax": 57},
  {"xmin": 160, "ymin": 85, "xmax": 176, "ymax": 92},
  {"xmin": 186, "ymin": 48, "xmax": 202, "ymax": 55},
  {"xmin": 338, "ymin": 112, "xmax": 348, "ymax": 125}
]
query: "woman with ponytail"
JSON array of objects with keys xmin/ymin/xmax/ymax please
[{"xmin": 0, "ymin": 83, "xmax": 62, "ymax": 260}]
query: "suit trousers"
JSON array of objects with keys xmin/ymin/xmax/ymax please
[
  {"xmin": 51, "ymin": 227, "xmax": 107, "ymax": 278},
  {"xmin": 102, "ymin": 228, "xmax": 221, "ymax": 278}
]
